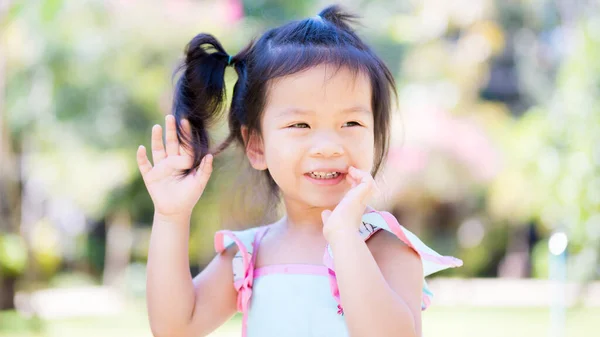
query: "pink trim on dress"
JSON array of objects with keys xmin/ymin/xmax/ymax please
[
  {"xmin": 238, "ymin": 226, "xmax": 270, "ymax": 337},
  {"xmin": 421, "ymin": 293, "xmax": 431, "ymax": 309},
  {"xmin": 378, "ymin": 211, "xmax": 463, "ymax": 267},
  {"xmin": 323, "ymin": 247, "xmax": 343, "ymax": 315},
  {"xmin": 376, "ymin": 211, "xmax": 463, "ymax": 310},
  {"xmin": 323, "ymin": 210, "xmax": 463, "ymax": 315},
  {"xmin": 214, "ymin": 230, "xmax": 251, "ymax": 275},
  {"xmin": 254, "ymin": 264, "xmax": 329, "ymax": 278}
]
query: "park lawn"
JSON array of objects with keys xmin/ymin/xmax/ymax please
[{"xmin": 0, "ymin": 304, "xmax": 597, "ymax": 337}]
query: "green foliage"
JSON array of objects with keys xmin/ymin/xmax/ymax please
[{"xmin": 0, "ymin": 234, "xmax": 28, "ymax": 277}]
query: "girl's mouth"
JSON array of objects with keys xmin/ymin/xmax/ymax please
[
  {"xmin": 308, "ymin": 171, "xmax": 340, "ymax": 179},
  {"xmin": 305, "ymin": 171, "xmax": 345, "ymax": 185}
]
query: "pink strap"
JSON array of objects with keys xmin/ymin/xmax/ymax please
[
  {"xmin": 254, "ymin": 264, "xmax": 329, "ymax": 278},
  {"xmin": 323, "ymin": 249, "xmax": 344, "ymax": 315},
  {"xmin": 214, "ymin": 230, "xmax": 251, "ymax": 275},
  {"xmin": 239, "ymin": 226, "xmax": 270, "ymax": 337}
]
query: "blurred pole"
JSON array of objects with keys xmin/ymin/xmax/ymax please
[
  {"xmin": 103, "ymin": 211, "xmax": 133, "ymax": 292},
  {"xmin": 548, "ymin": 231, "xmax": 568, "ymax": 337},
  {"xmin": 546, "ymin": 0, "xmax": 580, "ymax": 333}
]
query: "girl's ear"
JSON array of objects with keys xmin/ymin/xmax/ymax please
[{"xmin": 241, "ymin": 126, "xmax": 268, "ymax": 170}]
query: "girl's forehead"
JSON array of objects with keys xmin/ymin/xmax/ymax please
[{"xmin": 265, "ymin": 64, "xmax": 372, "ymax": 111}]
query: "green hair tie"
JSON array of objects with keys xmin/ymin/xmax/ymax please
[{"xmin": 228, "ymin": 55, "xmax": 233, "ymax": 66}]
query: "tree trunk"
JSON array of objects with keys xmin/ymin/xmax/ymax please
[
  {"xmin": 102, "ymin": 211, "xmax": 133, "ymax": 292},
  {"xmin": 0, "ymin": 277, "xmax": 16, "ymax": 309}
]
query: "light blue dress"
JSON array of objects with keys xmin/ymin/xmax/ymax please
[{"xmin": 213, "ymin": 210, "xmax": 463, "ymax": 337}]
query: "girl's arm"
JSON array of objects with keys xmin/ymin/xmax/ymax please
[
  {"xmin": 328, "ymin": 227, "xmax": 423, "ymax": 337},
  {"xmin": 146, "ymin": 212, "xmax": 237, "ymax": 337},
  {"xmin": 321, "ymin": 167, "xmax": 423, "ymax": 337},
  {"xmin": 139, "ymin": 115, "xmax": 237, "ymax": 337}
]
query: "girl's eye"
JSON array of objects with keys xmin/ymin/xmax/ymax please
[
  {"xmin": 289, "ymin": 123, "xmax": 310, "ymax": 128},
  {"xmin": 343, "ymin": 121, "xmax": 361, "ymax": 127}
]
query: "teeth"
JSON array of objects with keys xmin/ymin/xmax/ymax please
[{"xmin": 309, "ymin": 171, "xmax": 340, "ymax": 179}]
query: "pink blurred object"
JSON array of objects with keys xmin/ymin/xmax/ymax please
[
  {"xmin": 388, "ymin": 106, "xmax": 499, "ymax": 182},
  {"xmin": 224, "ymin": 0, "xmax": 244, "ymax": 24}
]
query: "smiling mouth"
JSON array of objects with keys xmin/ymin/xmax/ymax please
[{"xmin": 307, "ymin": 171, "xmax": 341, "ymax": 179}]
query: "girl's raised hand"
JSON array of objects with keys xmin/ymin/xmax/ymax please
[
  {"xmin": 321, "ymin": 166, "xmax": 377, "ymax": 242},
  {"xmin": 136, "ymin": 114, "xmax": 213, "ymax": 218}
]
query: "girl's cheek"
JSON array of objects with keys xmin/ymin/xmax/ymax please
[{"xmin": 265, "ymin": 137, "xmax": 296, "ymax": 164}]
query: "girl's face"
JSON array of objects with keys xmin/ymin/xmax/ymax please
[{"xmin": 249, "ymin": 64, "xmax": 375, "ymax": 209}]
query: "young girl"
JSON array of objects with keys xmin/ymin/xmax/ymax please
[{"xmin": 136, "ymin": 5, "xmax": 462, "ymax": 337}]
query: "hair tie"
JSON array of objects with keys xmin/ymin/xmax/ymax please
[{"xmin": 227, "ymin": 55, "xmax": 233, "ymax": 66}]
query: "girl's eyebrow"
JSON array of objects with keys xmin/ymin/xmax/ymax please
[
  {"xmin": 277, "ymin": 105, "xmax": 372, "ymax": 117},
  {"xmin": 341, "ymin": 106, "xmax": 372, "ymax": 116}
]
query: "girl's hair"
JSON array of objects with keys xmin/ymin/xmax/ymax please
[{"xmin": 172, "ymin": 5, "xmax": 397, "ymax": 219}]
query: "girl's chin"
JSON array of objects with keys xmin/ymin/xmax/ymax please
[
  {"xmin": 279, "ymin": 185, "xmax": 350, "ymax": 209},
  {"xmin": 303, "ymin": 193, "xmax": 346, "ymax": 209}
]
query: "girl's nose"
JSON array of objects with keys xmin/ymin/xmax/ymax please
[{"xmin": 309, "ymin": 132, "xmax": 344, "ymax": 157}]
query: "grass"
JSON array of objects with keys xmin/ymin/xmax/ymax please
[
  {"xmin": 1, "ymin": 304, "xmax": 597, "ymax": 337},
  {"xmin": 423, "ymin": 306, "xmax": 595, "ymax": 337}
]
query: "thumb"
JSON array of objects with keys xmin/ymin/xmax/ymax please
[{"xmin": 321, "ymin": 209, "xmax": 332, "ymax": 225}]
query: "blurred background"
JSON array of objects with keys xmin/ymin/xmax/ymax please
[{"xmin": 1, "ymin": 0, "xmax": 599, "ymax": 336}]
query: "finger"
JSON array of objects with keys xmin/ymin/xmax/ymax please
[
  {"xmin": 194, "ymin": 154, "xmax": 213, "ymax": 188},
  {"xmin": 344, "ymin": 167, "xmax": 374, "ymax": 204},
  {"xmin": 346, "ymin": 166, "xmax": 363, "ymax": 187},
  {"xmin": 346, "ymin": 172, "xmax": 359, "ymax": 188},
  {"xmin": 348, "ymin": 166, "xmax": 365, "ymax": 180},
  {"xmin": 165, "ymin": 114, "xmax": 179, "ymax": 156},
  {"xmin": 195, "ymin": 152, "xmax": 207, "ymax": 175},
  {"xmin": 179, "ymin": 119, "xmax": 194, "ymax": 157},
  {"xmin": 137, "ymin": 145, "xmax": 152, "ymax": 176},
  {"xmin": 357, "ymin": 168, "xmax": 373, "ymax": 185},
  {"xmin": 353, "ymin": 177, "xmax": 374, "ymax": 203},
  {"xmin": 151, "ymin": 124, "xmax": 166, "ymax": 165}
]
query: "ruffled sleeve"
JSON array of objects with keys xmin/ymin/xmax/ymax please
[
  {"xmin": 362, "ymin": 211, "xmax": 463, "ymax": 309},
  {"xmin": 214, "ymin": 228, "xmax": 261, "ymax": 311},
  {"xmin": 324, "ymin": 210, "xmax": 463, "ymax": 312},
  {"xmin": 214, "ymin": 227, "xmax": 269, "ymax": 337}
]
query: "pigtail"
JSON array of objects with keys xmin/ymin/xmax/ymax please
[
  {"xmin": 212, "ymin": 41, "xmax": 254, "ymax": 157},
  {"xmin": 317, "ymin": 5, "xmax": 362, "ymax": 34},
  {"xmin": 172, "ymin": 33, "xmax": 231, "ymax": 176}
]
